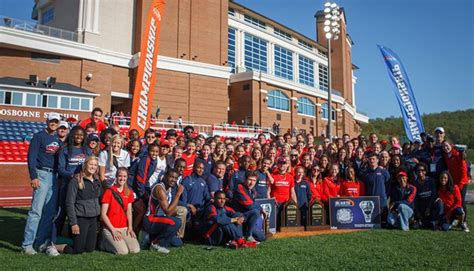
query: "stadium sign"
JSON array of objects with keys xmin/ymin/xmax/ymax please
[{"xmin": 0, "ymin": 108, "xmax": 78, "ymax": 120}]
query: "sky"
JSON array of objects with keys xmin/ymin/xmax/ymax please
[{"xmin": 2, "ymin": 0, "xmax": 473, "ymax": 119}]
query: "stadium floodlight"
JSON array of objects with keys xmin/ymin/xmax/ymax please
[{"xmin": 321, "ymin": 1, "xmax": 341, "ymax": 140}]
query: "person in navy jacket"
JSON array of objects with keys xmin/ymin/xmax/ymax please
[
  {"xmin": 206, "ymin": 160, "xmax": 226, "ymax": 198},
  {"xmin": 22, "ymin": 112, "xmax": 61, "ymax": 255},
  {"xmin": 412, "ymin": 163, "xmax": 440, "ymax": 229},
  {"xmin": 232, "ymin": 171, "xmax": 266, "ymax": 242},
  {"xmin": 294, "ymin": 166, "xmax": 312, "ymax": 227},
  {"xmin": 387, "ymin": 171, "xmax": 417, "ymax": 231},
  {"xmin": 226, "ymin": 155, "xmax": 251, "ymax": 199},
  {"xmin": 195, "ymin": 143, "xmax": 214, "ymax": 178}
]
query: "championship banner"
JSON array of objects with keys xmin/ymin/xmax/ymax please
[
  {"xmin": 378, "ymin": 45, "xmax": 425, "ymax": 142},
  {"xmin": 329, "ymin": 196, "xmax": 381, "ymax": 229},
  {"xmin": 129, "ymin": 0, "xmax": 165, "ymax": 135},
  {"xmin": 256, "ymin": 198, "xmax": 277, "ymax": 235}
]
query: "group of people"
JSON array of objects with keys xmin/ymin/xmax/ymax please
[{"xmin": 22, "ymin": 107, "xmax": 471, "ymax": 257}]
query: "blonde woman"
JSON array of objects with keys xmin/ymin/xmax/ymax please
[
  {"xmin": 54, "ymin": 156, "xmax": 102, "ymax": 254},
  {"xmin": 100, "ymin": 168, "xmax": 140, "ymax": 254},
  {"xmin": 99, "ymin": 134, "xmax": 130, "ymax": 187}
]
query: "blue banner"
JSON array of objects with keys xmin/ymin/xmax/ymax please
[
  {"xmin": 378, "ymin": 45, "xmax": 425, "ymax": 142},
  {"xmin": 329, "ymin": 196, "xmax": 381, "ymax": 229},
  {"xmin": 256, "ymin": 198, "xmax": 277, "ymax": 234}
]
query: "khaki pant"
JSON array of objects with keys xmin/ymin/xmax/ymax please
[
  {"xmin": 101, "ymin": 228, "xmax": 140, "ymax": 255},
  {"xmin": 175, "ymin": 206, "xmax": 188, "ymax": 238}
]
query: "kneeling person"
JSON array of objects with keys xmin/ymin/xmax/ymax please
[{"xmin": 143, "ymin": 169, "xmax": 184, "ymax": 254}]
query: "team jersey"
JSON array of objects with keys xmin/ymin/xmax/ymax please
[
  {"xmin": 270, "ymin": 172, "xmax": 294, "ymax": 204},
  {"xmin": 182, "ymin": 152, "xmax": 197, "ymax": 177},
  {"xmin": 438, "ymin": 185, "xmax": 463, "ymax": 218},
  {"xmin": 255, "ymin": 170, "xmax": 269, "ymax": 199},
  {"xmin": 309, "ymin": 180, "xmax": 324, "ymax": 203},
  {"xmin": 101, "ymin": 186, "xmax": 134, "ymax": 228},
  {"xmin": 339, "ymin": 179, "xmax": 365, "ymax": 197},
  {"xmin": 322, "ymin": 176, "xmax": 341, "ymax": 204},
  {"xmin": 294, "ymin": 179, "xmax": 312, "ymax": 208}
]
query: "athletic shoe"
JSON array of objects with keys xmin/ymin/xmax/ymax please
[
  {"xmin": 246, "ymin": 236, "xmax": 260, "ymax": 245},
  {"xmin": 460, "ymin": 222, "xmax": 470, "ymax": 233},
  {"xmin": 22, "ymin": 247, "xmax": 37, "ymax": 255},
  {"xmin": 38, "ymin": 242, "xmax": 48, "ymax": 253},
  {"xmin": 225, "ymin": 240, "xmax": 239, "ymax": 249},
  {"xmin": 150, "ymin": 242, "xmax": 170, "ymax": 254},
  {"xmin": 45, "ymin": 245, "xmax": 60, "ymax": 257},
  {"xmin": 449, "ymin": 219, "xmax": 460, "ymax": 230}
]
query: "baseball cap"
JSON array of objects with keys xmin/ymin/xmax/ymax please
[
  {"xmin": 160, "ymin": 140, "xmax": 171, "ymax": 147},
  {"xmin": 58, "ymin": 121, "xmax": 69, "ymax": 129},
  {"xmin": 87, "ymin": 133, "xmax": 100, "ymax": 142},
  {"xmin": 434, "ymin": 127, "xmax": 445, "ymax": 134},
  {"xmin": 397, "ymin": 171, "xmax": 408, "ymax": 177},
  {"xmin": 47, "ymin": 112, "xmax": 61, "ymax": 121},
  {"xmin": 277, "ymin": 157, "xmax": 287, "ymax": 164}
]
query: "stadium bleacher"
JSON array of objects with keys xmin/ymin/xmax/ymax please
[{"xmin": 0, "ymin": 120, "xmax": 44, "ymax": 162}]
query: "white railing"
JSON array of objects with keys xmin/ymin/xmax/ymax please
[{"xmin": 1, "ymin": 15, "xmax": 79, "ymax": 42}]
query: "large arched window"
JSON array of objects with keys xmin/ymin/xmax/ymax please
[
  {"xmin": 268, "ymin": 90, "xmax": 290, "ymax": 111},
  {"xmin": 297, "ymin": 97, "xmax": 315, "ymax": 116},
  {"xmin": 321, "ymin": 102, "xmax": 336, "ymax": 121}
]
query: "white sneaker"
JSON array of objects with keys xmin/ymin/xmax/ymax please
[
  {"xmin": 460, "ymin": 222, "xmax": 470, "ymax": 233},
  {"xmin": 22, "ymin": 247, "xmax": 37, "ymax": 255},
  {"xmin": 449, "ymin": 219, "xmax": 460, "ymax": 230},
  {"xmin": 150, "ymin": 242, "xmax": 170, "ymax": 254},
  {"xmin": 45, "ymin": 245, "xmax": 60, "ymax": 257},
  {"xmin": 38, "ymin": 242, "xmax": 48, "ymax": 253}
]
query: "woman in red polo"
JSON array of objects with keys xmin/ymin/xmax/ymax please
[{"xmin": 100, "ymin": 168, "xmax": 140, "ymax": 254}]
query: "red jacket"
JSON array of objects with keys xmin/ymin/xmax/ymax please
[
  {"xmin": 340, "ymin": 179, "xmax": 365, "ymax": 197},
  {"xmin": 444, "ymin": 147, "xmax": 469, "ymax": 190},
  {"xmin": 438, "ymin": 185, "xmax": 463, "ymax": 218},
  {"xmin": 79, "ymin": 118, "xmax": 107, "ymax": 134},
  {"xmin": 309, "ymin": 179, "xmax": 324, "ymax": 203},
  {"xmin": 321, "ymin": 176, "xmax": 341, "ymax": 205}
]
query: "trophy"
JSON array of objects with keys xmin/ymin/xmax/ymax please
[{"xmin": 359, "ymin": 200, "xmax": 375, "ymax": 223}]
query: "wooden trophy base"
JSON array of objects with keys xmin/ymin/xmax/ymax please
[{"xmin": 280, "ymin": 226, "xmax": 305, "ymax": 232}]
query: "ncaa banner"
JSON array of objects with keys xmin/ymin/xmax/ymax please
[
  {"xmin": 378, "ymin": 45, "xmax": 425, "ymax": 142},
  {"xmin": 129, "ymin": 0, "xmax": 165, "ymax": 135},
  {"xmin": 329, "ymin": 196, "xmax": 381, "ymax": 229}
]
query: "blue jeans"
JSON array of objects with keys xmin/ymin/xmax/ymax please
[
  {"xmin": 387, "ymin": 203, "xmax": 413, "ymax": 231},
  {"xmin": 22, "ymin": 169, "xmax": 58, "ymax": 249}
]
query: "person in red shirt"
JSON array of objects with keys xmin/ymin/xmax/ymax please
[
  {"xmin": 340, "ymin": 166, "xmax": 365, "ymax": 197},
  {"xmin": 442, "ymin": 141, "xmax": 469, "ymax": 220},
  {"xmin": 437, "ymin": 171, "xmax": 469, "ymax": 232},
  {"xmin": 321, "ymin": 164, "xmax": 341, "ymax": 206},
  {"xmin": 79, "ymin": 107, "xmax": 107, "ymax": 134},
  {"xmin": 270, "ymin": 158, "xmax": 297, "ymax": 231},
  {"xmin": 309, "ymin": 165, "xmax": 324, "ymax": 203},
  {"xmin": 182, "ymin": 139, "xmax": 197, "ymax": 177},
  {"xmin": 100, "ymin": 168, "xmax": 140, "ymax": 254}
]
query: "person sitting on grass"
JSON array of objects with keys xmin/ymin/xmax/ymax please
[
  {"xmin": 203, "ymin": 191, "xmax": 256, "ymax": 248},
  {"xmin": 387, "ymin": 171, "xmax": 416, "ymax": 231},
  {"xmin": 437, "ymin": 171, "xmax": 469, "ymax": 232},
  {"xmin": 100, "ymin": 168, "xmax": 140, "ymax": 255},
  {"xmin": 143, "ymin": 169, "xmax": 185, "ymax": 254},
  {"xmin": 232, "ymin": 171, "xmax": 266, "ymax": 242}
]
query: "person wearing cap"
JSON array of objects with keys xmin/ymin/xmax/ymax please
[
  {"xmin": 387, "ymin": 171, "xmax": 417, "ymax": 231},
  {"xmin": 79, "ymin": 107, "xmax": 107, "ymax": 134},
  {"xmin": 360, "ymin": 152, "xmax": 391, "ymax": 225},
  {"xmin": 22, "ymin": 112, "xmax": 61, "ymax": 255},
  {"xmin": 86, "ymin": 133, "xmax": 100, "ymax": 156},
  {"xmin": 414, "ymin": 134, "xmax": 447, "ymax": 180},
  {"xmin": 434, "ymin": 127, "xmax": 445, "ymax": 145},
  {"xmin": 57, "ymin": 120, "xmax": 69, "ymax": 146}
]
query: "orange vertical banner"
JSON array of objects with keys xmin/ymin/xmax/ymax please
[{"xmin": 129, "ymin": 0, "xmax": 165, "ymax": 135}]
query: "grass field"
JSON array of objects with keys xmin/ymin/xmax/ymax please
[{"xmin": 1, "ymin": 207, "xmax": 473, "ymax": 270}]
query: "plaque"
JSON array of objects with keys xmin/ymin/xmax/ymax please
[
  {"xmin": 306, "ymin": 200, "xmax": 330, "ymax": 231},
  {"xmin": 281, "ymin": 200, "xmax": 304, "ymax": 232}
]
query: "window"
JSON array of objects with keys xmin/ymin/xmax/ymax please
[
  {"xmin": 298, "ymin": 40, "xmax": 313, "ymax": 50},
  {"xmin": 319, "ymin": 64, "xmax": 329, "ymax": 91},
  {"xmin": 274, "ymin": 45, "xmax": 293, "ymax": 80},
  {"xmin": 228, "ymin": 8, "xmax": 235, "ymax": 16},
  {"xmin": 228, "ymin": 28, "xmax": 236, "ymax": 73},
  {"xmin": 299, "ymin": 55, "xmax": 314, "ymax": 87},
  {"xmin": 12, "ymin": 92, "xmax": 22, "ymax": 105},
  {"xmin": 297, "ymin": 97, "xmax": 315, "ymax": 116},
  {"xmin": 26, "ymin": 93, "xmax": 40, "ymax": 106},
  {"xmin": 47, "ymin": 95, "xmax": 58, "ymax": 108},
  {"xmin": 321, "ymin": 102, "xmax": 336, "ymax": 121},
  {"xmin": 31, "ymin": 52, "xmax": 60, "ymax": 64},
  {"xmin": 0, "ymin": 91, "xmax": 4, "ymax": 103},
  {"xmin": 268, "ymin": 90, "xmax": 290, "ymax": 111},
  {"xmin": 244, "ymin": 14, "xmax": 266, "ymax": 29},
  {"xmin": 244, "ymin": 33, "xmax": 267, "ymax": 73},
  {"xmin": 60, "ymin": 96, "xmax": 70, "ymax": 109},
  {"xmin": 71, "ymin": 97, "xmax": 80, "ymax": 110},
  {"xmin": 81, "ymin": 98, "xmax": 91, "ymax": 111},
  {"xmin": 41, "ymin": 7, "xmax": 55, "ymax": 24},
  {"xmin": 274, "ymin": 28, "xmax": 292, "ymax": 41}
]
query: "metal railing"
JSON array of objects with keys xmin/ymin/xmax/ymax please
[{"xmin": 1, "ymin": 15, "xmax": 79, "ymax": 42}]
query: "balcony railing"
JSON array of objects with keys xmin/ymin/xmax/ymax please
[{"xmin": 1, "ymin": 15, "xmax": 79, "ymax": 42}]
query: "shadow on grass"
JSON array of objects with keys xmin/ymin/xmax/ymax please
[{"xmin": 0, "ymin": 208, "xmax": 27, "ymax": 252}]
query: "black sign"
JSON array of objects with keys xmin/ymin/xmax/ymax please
[
  {"xmin": 282, "ymin": 200, "xmax": 300, "ymax": 227},
  {"xmin": 308, "ymin": 201, "xmax": 325, "ymax": 226}
]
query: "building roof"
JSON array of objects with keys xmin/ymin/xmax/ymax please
[{"xmin": 0, "ymin": 77, "xmax": 98, "ymax": 96}]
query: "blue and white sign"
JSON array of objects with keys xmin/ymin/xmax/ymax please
[
  {"xmin": 329, "ymin": 196, "xmax": 381, "ymax": 229},
  {"xmin": 378, "ymin": 45, "xmax": 425, "ymax": 142}
]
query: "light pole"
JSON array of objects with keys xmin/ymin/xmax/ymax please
[{"xmin": 323, "ymin": 2, "xmax": 340, "ymax": 140}]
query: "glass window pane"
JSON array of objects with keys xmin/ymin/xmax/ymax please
[
  {"xmin": 0, "ymin": 91, "xmax": 4, "ymax": 104},
  {"xmin": 81, "ymin": 98, "xmax": 90, "ymax": 111},
  {"xmin": 60, "ymin": 97, "xmax": 70, "ymax": 109},
  {"xmin": 47, "ymin": 95, "xmax": 58, "ymax": 108},
  {"xmin": 26, "ymin": 93, "xmax": 37, "ymax": 106},
  {"xmin": 71, "ymin": 97, "xmax": 80, "ymax": 110},
  {"xmin": 12, "ymin": 92, "xmax": 23, "ymax": 105}
]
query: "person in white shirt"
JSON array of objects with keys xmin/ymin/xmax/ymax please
[{"xmin": 99, "ymin": 134, "xmax": 130, "ymax": 187}]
